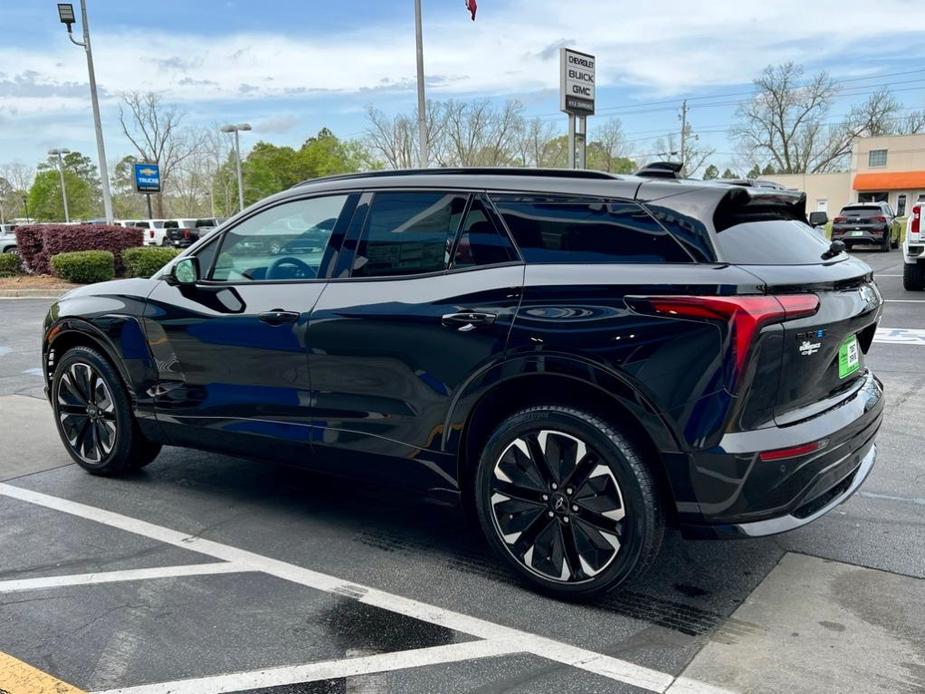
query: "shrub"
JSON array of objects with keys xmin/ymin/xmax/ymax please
[
  {"xmin": 50, "ymin": 251, "xmax": 114, "ymax": 284},
  {"xmin": 13, "ymin": 226, "xmax": 45, "ymax": 273},
  {"xmin": 0, "ymin": 252, "xmax": 20, "ymax": 277},
  {"xmin": 122, "ymin": 246, "xmax": 178, "ymax": 278},
  {"xmin": 42, "ymin": 225, "xmax": 142, "ymax": 275}
]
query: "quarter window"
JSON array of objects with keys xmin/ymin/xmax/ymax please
[
  {"xmin": 491, "ymin": 196, "xmax": 692, "ymax": 264},
  {"xmin": 211, "ymin": 195, "xmax": 350, "ymax": 282},
  {"xmin": 352, "ymin": 192, "xmax": 468, "ymax": 277}
]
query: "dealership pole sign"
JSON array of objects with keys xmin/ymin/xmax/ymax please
[
  {"xmin": 560, "ymin": 48, "xmax": 595, "ymax": 169},
  {"xmin": 560, "ymin": 48, "xmax": 595, "ymax": 116},
  {"xmin": 134, "ymin": 162, "xmax": 161, "ymax": 193}
]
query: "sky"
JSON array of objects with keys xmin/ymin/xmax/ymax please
[{"xmin": 3, "ymin": 0, "xmax": 925, "ymax": 176}]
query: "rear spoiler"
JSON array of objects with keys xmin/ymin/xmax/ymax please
[{"xmin": 713, "ymin": 186, "xmax": 807, "ymax": 232}]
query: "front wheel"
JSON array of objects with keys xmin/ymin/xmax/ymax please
[
  {"xmin": 51, "ymin": 346, "xmax": 161, "ymax": 475},
  {"xmin": 474, "ymin": 406, "xmax": 664, "ymax": 599}
]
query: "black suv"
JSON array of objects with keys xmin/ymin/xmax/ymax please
[
  {"xmin": 42, "ymin": 169, "xmax": 883, "ymax": 598},
  {"xmin": 832, "ymin": 202, "xmax": 899, "ymax": 252}
]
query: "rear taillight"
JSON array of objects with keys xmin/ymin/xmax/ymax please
[
  {"xmin": 873, "ymin": 216, "xmax": 887, "ymax": 224},
  {"xmin": 183, "ymin": 229, "xmax": 191, "ymax": 239},
  {"xmin": 833, "ymin": 216, "xmax": 847, "ymax": 223},
  {"xmin": 912, "ymin": 206, "xmax": 921, "ymax": 241},
  {"xmin": 627, "ymin": 294, "xmax": 819, "ymax": 377},
  {"xmin": 149, "ymin": 230, "xmax": 154, "ymax": 238}
]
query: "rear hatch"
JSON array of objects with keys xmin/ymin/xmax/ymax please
[
  {"xmin": 165, "ymin": 227, "xmax": 199, "ymax": 246},
  {"xmin": 712, "ymin": 188, "xmax": 882, "ymax": 424},
  {"xmin": 833, "ymin": 206, "xmax": 888, "ymax": 237}
]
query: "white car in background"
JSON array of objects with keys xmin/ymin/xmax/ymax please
[
  {"xmin": 903, "ymin": 204, "xmax": 925, "ymax": 290},
  {"xmin": 127, "ymin": 219, "xmax": 168, "ymax": 246},
  {"xmin": 0, "ymin": 224, "xmax": 17, "ymax": 254}
]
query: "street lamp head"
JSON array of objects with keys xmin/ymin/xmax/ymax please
[
  {"xmin": 221, "ymin": 124, "xmax": 252, "ymax": 133},
  {"xmin": 48, "ymin": 148, "xmax": 71, "ymax": 156},
  {"xmin": 238, "ymin": 124, "xmax": 252, "ymax": 132},
  {"xmin": 57, "ymin": 3, "xmax": 76, "ymax": 29},
  {"xmin": 220, "ymin": 125, "xmax": 235, "ymax": 133}
]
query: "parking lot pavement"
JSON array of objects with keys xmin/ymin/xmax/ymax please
[{"xmin": 1, "ymin": 250, "xmax": 924, "ymax": 694}]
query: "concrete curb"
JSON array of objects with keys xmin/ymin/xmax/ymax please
[{"xmin": 0, "ymin": 288, "xmax": 73, "ymax": 299}]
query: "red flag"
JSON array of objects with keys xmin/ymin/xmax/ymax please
[{"xmin": 466, "ymin": 0, "xmax": 477, "ymax": 20}]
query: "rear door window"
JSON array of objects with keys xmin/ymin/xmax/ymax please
[
  {"xmin": 714, "ymin": 220, "xmax": 832, "ymax": 264},
  {"xmin": 451, "ymin": 197, "xmax": 519, "ymax": 269},
  {"xmin": 490, "ymin": 196, "xmax": 692, "ymax": 264},
  {"xmin": 352, "ymin": 191, "xmax": 468, "ymax": 278}
]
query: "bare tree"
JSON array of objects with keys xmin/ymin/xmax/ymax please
[
  {"xmin": 732, "ymin": 63, "xmax": 916, "ymax": 173},
  {"xmin": 0, "ymin": 163, "xmax": 35, "ymax": 220},
  {"xmin": 443, "ymin": 99, "xmax": 524, "ymax": 166},
  {"xmin": 588, "ymin": 117, "xmax": 634, "ymax": 172},
  {"xmin": 650, "ymin": 124, "xmax": 714, "ymax": 178},
  {"xmin": 516, "ymin": 118, "xmax": 564, "ymax": 167},
  {"xmin": 119, "ymin": 91, "xmax": 201, "ymax": 216},
  {"xmin": 365, "ymin": 102, "xmax": 447, "ymax": 169}
]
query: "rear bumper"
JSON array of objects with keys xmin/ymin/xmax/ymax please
[
  {"xmin": 678, "ymin": 371, "xmax": 883, "ymax": 539},
  {"xmin": 832, "ymin": 228, "xmax": 889, "ymax": 245}
]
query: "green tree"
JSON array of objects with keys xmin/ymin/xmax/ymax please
[
  {"xmin": 761, "ymin": 163, "xmax": 776, "ymax": 175},
  {"xmin": 746, "ymin": 164, "xmax": 761, "ymax": 178},
  {"xmin": 721, "ymin": 168, "xmax": 737, "ymax": 178},
  {"xmin": 703, "ymin": 164, "xmax": 719, "ymax": 180},
  {"xmin": 28, "ymin": 151, "xmax": 101, "ymax": 221}
]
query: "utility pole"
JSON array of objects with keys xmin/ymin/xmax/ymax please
[
  {"xmin": 58, "ymin": 2, "xmax": 114, "ymax": 224},
  {"xmin": 679, "ymin": 99, "xmax": 688, "ymax": 174},
  {"xmin": 49, "ymin": 148, "xmax": 71, "ymax": 223},
  {"xmin": 413, "ymin": 0, "xmax": 428, "ymax": 168}
]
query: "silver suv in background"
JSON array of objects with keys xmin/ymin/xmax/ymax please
[{"xmin": 903, "ymin": 204, "xmax": 925, "ymax": 290}]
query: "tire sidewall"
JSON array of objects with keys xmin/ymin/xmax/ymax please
[
  {"xmin": 474, "ymin": 407, "xmax": 657, "ymax": 598},
  {"xmin": 52, "ymin": 347, "xmax": 134, "ymax": 473}
]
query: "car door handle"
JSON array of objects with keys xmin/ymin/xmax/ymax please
[
  {"xmin": 258, "ymin": 309, "xmax": 300, "ymax": 326},
  {"xmin": 441, "ymin": 311, "xmax": 497, "ymax": 332}
]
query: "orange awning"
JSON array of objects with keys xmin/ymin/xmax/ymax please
[{"xmin": 853, "ymin": 171, "xmax": 925, "ymax": 191}]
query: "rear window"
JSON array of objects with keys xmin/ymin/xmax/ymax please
[
  {"xmin": 840, "ymin": 207, "xmax": 882, "ymax": 217},
  {"xmin": 714, "ymin": 220, "xmax": 831, "ymax": 265}
]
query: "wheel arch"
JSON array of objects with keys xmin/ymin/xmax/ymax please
[{"xmin": 449, "ymin": 359, "xmax": 683, "ymax": 523}]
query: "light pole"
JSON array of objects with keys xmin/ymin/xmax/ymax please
[
  {"xmin": 48, "ymin": 148, "xmax": 71, "ymax": 223},
  {"xmin": 221, "ymin": 123, "xmax": 251, "ymax": 213},
  {"xmin": 413, "ymin": 0, "xmax": 428, "ymax": 168},
  {"xmin": 22, "ymin": 195, "xmax": 30, "ymax": 224},
  {"xmin": 58, "ymin": 2, "xmax": 113, "ymax": 224}
]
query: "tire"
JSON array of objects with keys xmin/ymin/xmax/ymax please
[
  {"xmin": 880, "ymin": 233, "xmax": 891, "ymax": 252},
  {"xmin": 51, "ymin": 346, "xmax": 161, "ymax": 475},
  {"xmin": 904, "ymin": 261, "xmax": 925, "ymax": 291},
  {"xmin": 474, "ymin": 406, "xmax": 664, "ymax": 599},
  {"xmin": 891, "ymin": 235, "xmax": 900, "ymax": 249}
]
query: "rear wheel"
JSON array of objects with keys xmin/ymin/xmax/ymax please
[
  {"xmin": 51, "ymin": 346, "xmax": 161, "ymax": 475},
  {"xmin": 880, "ymin": 233, "xmax": 891, "ymax": 252},
  {"xmin": 904, "ymin": 261, "xmax": 925, "ymax": 291},
  {"xmin": 891, "ymin": 234, "xmax": 900, "ymax": 249},
  {"xmin": 474, "ymin": 406, "xmax": 664, "ymax": 599}
]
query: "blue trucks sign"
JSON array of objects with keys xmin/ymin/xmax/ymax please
[{"xmin": 134, "ymin": 162, "xmax": 161, "ymax": 193}]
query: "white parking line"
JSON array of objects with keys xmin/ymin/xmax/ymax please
[
  {"xmin": 884, "ymin": 299, "xmax": 925, "ymax": 303},
  {"xmin": 0, "ymin": 482, "xmax": 732, "ymax": 694},
  {"xmin": 873, "ymin": 327, "xmax": 925, "ymax": 345},
  {"xmin": 92, "ymin": 640, "xmax": 523, "ymax": 694},
  {"xmin": 0, "ymin": 562, "xmax": 244, "ymax": 594}
]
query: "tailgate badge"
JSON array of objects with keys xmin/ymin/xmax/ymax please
[{"xmin": 799, "ymin": 339, "xmax": 822, "ymax": 356}]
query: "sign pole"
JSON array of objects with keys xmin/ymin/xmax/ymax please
[
  {"xmin": 145, "ymin": 193, "xmax": 153, "ymax": 220},
  {"xmin": 568, "ymin": 115, "xmax": 576, "ymax": 169},
  {"xmin": 576, "ymin": 116, "xmax": 587, "ymax": 169},
  {"xmin": 413, "ymin": 0, "xmax": 428, "ymax": 168}
]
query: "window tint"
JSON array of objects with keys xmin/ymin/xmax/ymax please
[
  {"xmin": 353, "ymin": 192, "xmax": 467, "ymax": 278},
  {"xmin": 452, "ymin": 198, "xmax": 518, "ymax": 268},
  {"xmin": 492, "ymin": 197, "xmax": 692, "ymax": 264},
  {"xmin": 714, "ymin": 220, "xmax": 831, "ymax": 265},
  {"xmin": 840, "ymin": 206, "xmax": 884, "ymax": 217},
  {"xmin": 211, "ymin": 195, "xmax": 349, "ymax": 282}
]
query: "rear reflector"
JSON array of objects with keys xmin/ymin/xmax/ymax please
[
  {"xmin": 912, "ymin": 206, "xmax": 921, "ymax": 241},
  {"xmin": 627, "ymin": 294, "xmax": 819, "ymax": 376},
  {"xmin": 759, "ymin": 440, "xmax": 825, "ymax": 462}
]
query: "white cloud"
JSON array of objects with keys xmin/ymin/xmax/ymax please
[{"xmin": 2, "ymin": 0, "xmax": 925, "ymax": 122}]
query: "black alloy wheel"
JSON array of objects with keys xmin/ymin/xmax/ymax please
[
  {"xmin": 52, "ymin": 346, "xmax": 161, "ymax": 475},
  {"xmin": 475, "ymin": 406, "xmax": 663, "ymax": 598}
]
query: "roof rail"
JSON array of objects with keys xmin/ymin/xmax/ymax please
[
  {"xmin": 634, "ymin": 161, "xmax": 683, "ymax": 179},
  {"xmin": 292, "ymin": 167, "xmax": 619, "ymax": 188}
]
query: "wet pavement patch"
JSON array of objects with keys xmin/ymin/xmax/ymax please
[
  {"xmin": 0, "ymin": 572, "xmax": 474, "ymax": 693},
  {"xmin": 676, "ymin": 553, "xmax": 925, "ymax": 693}
]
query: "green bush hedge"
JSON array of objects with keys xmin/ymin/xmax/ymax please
[
  {"xmin": 122, "ymin": 246, "xmax": 179, "ymax": 278},
  {"xmin": 50, "ymin": 251, "xmax": 114, "ymax": 284},
  {"xmin": 0, "ymin": 252, "xmax": 21, "ymax": 277}
]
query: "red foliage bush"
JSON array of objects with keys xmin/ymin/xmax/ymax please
[{"xmin": 15, "ymin": 225, "xmax": 143, "ymax": 275}]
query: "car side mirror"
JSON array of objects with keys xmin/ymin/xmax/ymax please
[
  {"xmin": 809, "ymin": 212, "xmax": 829, "ymax": 227},
  {"xmin": 171, "ymin": 257, "xmax": 200, "ymax": 286}
]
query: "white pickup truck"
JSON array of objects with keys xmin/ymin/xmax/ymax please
[{"xmin": 903, "ymin": 202, "xmax": 925, "ymax": 290}]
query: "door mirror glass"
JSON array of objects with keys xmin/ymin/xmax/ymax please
[
  {"xmin": 808, "ymin": 212, "xmax": 829, "ymax": 227},
  {"xmin": 172, "ymin": 257, "xmax": 200, "ymax": 285}
]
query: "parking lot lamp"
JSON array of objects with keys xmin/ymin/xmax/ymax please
[
  {"xmin": 22, "ymin": 194, "xmax": 30, "ymax": 223},
  {"xmin": 58, "ymin": 2, "xmax": 113, "ymax": 224},
  {"xmin": 221, "ymin": 124, "xmax": 251, "ymax": 213},
  {"xmin": 48, "ymin": 148, "xmax": 71, "ymax": 223}
]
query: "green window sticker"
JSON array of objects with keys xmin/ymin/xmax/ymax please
[{"xmin": 838, "ymin": 335, "xmax": 860, "ymax": 379}]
